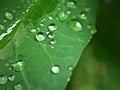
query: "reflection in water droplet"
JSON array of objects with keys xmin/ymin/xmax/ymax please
[
  {"xmin": 49, "ymin": 39, "xmax": 56, "ymax": 45},
  {"xmin": 48, "ymin": 24, "xmax": 57, "ymax": 31},
  {"xmin": 47, "ymin": 32, "xmax": 55, "ymax": 39},
  {"xmin": 0, "ymin": 75, "xmax": 7, "ymax": 85},
  {"xmin": 67, "ymin": 1, "xmax": 76, "ymax": 9},
  {"xmin": 0, "ymin": 24, "xmax": 5, "ymax": 30},
  {"xmin": 13, "ymin": 61, "xmax": 25, "ymax": 72},
  {"xmin": 68, "ymin": 19, "xmax": 82, "ymax": 32},
  {"xmin": 51, "ymin": 65, "xmax": 60, "ymax": 74},
  {"xmin": 5, "ymin": 12, "xmax": 14, "ymax": 20},
  {"xmin": 14, "ymin": 84, "xmax": 23, "ymax": 90},
  {"xmin": 79, "ymin": 12, "xmax": 87, "ymax": 20},
  {"xmin": 57, "ymin": 11, "xmax": 68, "ymax": 21},
  {"xmin": 30, "ymin": 28, "xmax": 36, "ymax": 33},
  {"xmin": 35, "ymin": 32, "xmax": 45, "ymax": 41},
  {"xmin": 8, "ymin": 74, "xmax": 15, "ymax": 81}
]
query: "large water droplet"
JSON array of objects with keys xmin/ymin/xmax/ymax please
[
  {"xmin": 79, "ymin": 12, "xmax": 87, "ymax": 20},
  {"xmin": 35, "ymin": 32, "xmax": 45, "ymax": 41},
  {"xmin": 57, "ymin": 11, "xmax": 68, "ymax": 21},
  {"xmin": 47, "ymin": 32, "xmax": 55, "ymax": 39},
  {"xmin": 14, "ymin": 84, "xmax": 23, "ymax": 90},
  {"xmin": 0, "ymin": 24, "xmax": 5, "ymax": 30},
  {"xmin": 68, "ymin": 19, "xmax": 82, "ymax": 32},
  {"xmin": 49, "ymin": 39, "xmax": 56, "ymax": 45},
  {"xmin": 0, "ymin": 75, "xmax": 7, "ymax": 85},
  {"xmin": 13, "ymin": 61, "xmax": 25, "ymax": 72},
  {"xmin": 67, "ymin": 1, "xmax": 76, "ymax": 9},
  {"xmin": 51, "ymin": 65, "xmax": 60, "ymax": 74},
  {"xmin": 48, "ymin": 24, "xmax": 57, "ymax": 31},
  {"xmin": 5, "ymin": 12, "xmax": 14, "ymax": 20},
  {"xmin": 8, "ymin": 74, "xmax": 15, "ymax": 81}
]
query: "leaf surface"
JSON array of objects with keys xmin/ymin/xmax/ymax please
[{"xmin": 0, "ymin": 0, "xmax": 97, "ymax": 90}]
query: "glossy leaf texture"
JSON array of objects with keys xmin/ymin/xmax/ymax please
[{"xmin": 0, "ymin": 0, "xmax": 97, "ymax": 90}]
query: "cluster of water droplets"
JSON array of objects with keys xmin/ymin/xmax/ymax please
[
  {"xmin": 30, "ymin": 22, "xmax": 57, "ymax": 49},
  {"xmin": 29, "ymin": 0, "xmax": 93, "ymax": 78}
]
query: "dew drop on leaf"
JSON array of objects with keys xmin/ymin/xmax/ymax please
[
  {"xmin": 40, "ymin": 23, "xmax": 44, "ymax": 27},
  {"xmin": 0, "ymin": 24, "xmax": 5, "ymax": 30},
  {"xmin": 51, "ymin": 65, "xmax": 60, "ymax": 74},
  {"xmin": 35, "ymin": 32, "xmax": 45, "ymax": 41},
  {"xmin": 67, "ymin": 78, "xmax": 70, "ymax": 82},
  {"xmin": 48, "ymin": 24, "xmax": 57, "ymax": 31},
  {"xmin": 68, "ymin": 19, "xmax": 82, "ymax": 32},
  {"xmin": 0, "ymin": 75, "xmax": 7, "ymax": 85},
  {"xmin": 13, "ymin": 61, "xmax": 25, "ymax": 72},
  {"xmin": 48, "ymin": 16, "xmax": 53, "ymax": 20},
  {"xmin": 66, "ymin": 1, "xmax": 76, "ymax": 9},
  {"xmin": 47, "ymin": 32, "xmax": 55, "ymax": 39},
  {"xmin": 8, "ymin": 74, "xmax": 15, "ymax": 81},
  {"xmin": 5, "ymin": 12, "xmax": 14, "ymax": 20},
  {"xmin": 69, "ymin": 66, "xmax": 73, "ymax": 71},
  {"xmin": 14, "ymin": 84, "xmax": 23, "ymax": 90},
  {"xmin": 49, "ymin": 39, "xmax": 56, "ymax": 45},
  {"xmin": 91, "ymin": 29, "xmax": 97, "ymax": 34},
  {"xmin": 30, "ymin": 28, "xmax": 37, "ymax": 33},
  {"xmin": 57, "ymin": 11, "xmax": 68, "ymax": 21},
  {"xmin": 79, "ymin": 12, "xmax": 87, "ymax": 20}
]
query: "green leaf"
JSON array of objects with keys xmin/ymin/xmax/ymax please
[{"xmin": 0, "ymin": 0, "xmax": 97, "ymax": 90}]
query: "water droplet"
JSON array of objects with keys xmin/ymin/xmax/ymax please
[
  {"xmin": 30, "ymin": 28, "xmax": 36, "ymax": 33},
  {"xmin": 79, "ymin": 12, "xmax": 87, "ymax": 20},
  {"xmin": 69, "ymin": 66, "xmax": 73, "ymax": 71},
  {"xmin": 48, "ymin": 16, "xmax": 53, "ymax": 20},
  {"xmin": 67, "ymin": 1, "xmax": 76, "ymax": 9},
  {"xmin": 67, "ymin": 78, "xmax": 70, "ymax": 82},
  {"xmin": 68, "ymin": 19, "xmax": 82, "ymax": 32},
  {"xmin": 40, "ymin": 23, "xmax": 44, "ymax": 27},
  {"xmin": 0, "ymin": 24, "xmax": 5, "ymax": 30},
  {"xmin": 47, "ymin": 32, "xmax": 55, "ymax": 39},
  {"xmin": 49, "ymin": 39, "xmax": 56, "ymax": 45},
  {"xmin": 5, "ymin": 12, "xmax": 13, "ymax": 20},
  {"xmin": 8, "ymin": 74, "xmax": 15, "ymax": 81},
  {"xmin": 0, "ymin": 75, "xmax": 7, "ymax": 85},
  {"xmin": 51, "ymin": 65, "xmax": 60, "ymax": 74},
  {"xmin": 91, "ymin": 29, "xmax": 97, "ymax": 34},
  {"xmin": 14, "ymin": 84, "xmax": 23, "ymax": 90},
  {"xmin": 48, "ymin": 24, "xmax": 57, "ymax": 31},
  {"xmin": 13, "ymin": 61, "xmax": 25, "ymax": 72},
  {"xmin": 35, "ymin": 32, "xmax": 45, "ymax": 41},
  {"xmin": 57, "ymin": 11, "xmax": 68, "ymax": 21}
]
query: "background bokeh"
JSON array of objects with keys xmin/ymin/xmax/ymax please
[{"xmin": 66, "ymin": 0, "xmax": 120, "ymax": 90}]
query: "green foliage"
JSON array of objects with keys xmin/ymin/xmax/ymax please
[{"xmin": 0, "ymin": 0, "xmax": 97, "ymax": 90}]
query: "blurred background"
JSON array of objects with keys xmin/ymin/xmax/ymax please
[{"xmin": 66, "ymin": 0, "xmax": 120, "ymax": 90}]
